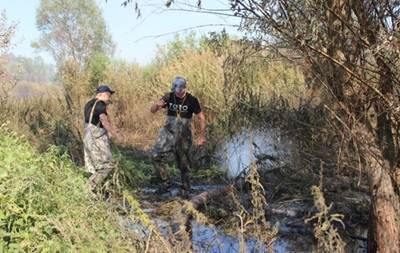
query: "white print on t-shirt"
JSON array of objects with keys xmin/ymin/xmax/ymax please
[{"xmin": 169, "ymin": 103, "xmax": 189, "ymax": 112}]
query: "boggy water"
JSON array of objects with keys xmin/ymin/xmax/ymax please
[
  {"xmin": 153, "ymin": 218, "xmax": 312, "ymax": 253},
  {"xmin": 137, "ymin": 184, "xmax": 315, "ymax": 253},
  {"xmin": 134, "ymin": 129, "xmax": 367, "ymax": 252},
  {"xmin": 138, "ymin": 186, "xmax": 366, "ymax": 252}
]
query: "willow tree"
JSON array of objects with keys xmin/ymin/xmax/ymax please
[
  {"xmin": 35, "ymin": 0, "xmax": 114, "ymax": 67},
  {"xmin": 35, "ymin": 0, "xmax": 114, "ymax": 99}
]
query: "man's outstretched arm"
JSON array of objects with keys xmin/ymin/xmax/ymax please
[
  {"xmin": 151, "ymin": 99, "xmax": 167, "ymax": 113},
  {"xmin": 100, "ymin": 113, "xmax": 122, "ymax": 142},
  {"xmin": 197, "ymin": 111, "xmax": 206, "ymax": 146}
]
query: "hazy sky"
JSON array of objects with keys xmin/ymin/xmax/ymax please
[{"xmin": 0, "ymin": 0, "xmax": 241, "ymax": 65}]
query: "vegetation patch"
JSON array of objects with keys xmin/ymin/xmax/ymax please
[{"xmin": 0, "ymin": 125, "xmax": 142, "ymax": 252}]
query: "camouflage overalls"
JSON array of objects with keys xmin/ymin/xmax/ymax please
[
  {"xmin": 83, "ymin": 100, "xmax": 114, "ymax": 189},
  {"xmin": 151, "ymin": 116, "xmax": 192, "ymax": 191}
]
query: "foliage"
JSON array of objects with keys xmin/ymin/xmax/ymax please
[
  {"xmin": 0, "ymin": 125, "xmax": 142, "ymax": 252},
  {"xmin": 86, "ymin": 52, "xmax": 111, "ymax": 89},
  {"xmin": 0, "ymin": 11, "xmax": 17, "ymax": 108},
  {"xmin": 35, "ymin": 0, "xmax": 114, "ymax": 67},
  {"xmin": 123, "ymin": 191, "xmax": 173, "ymax": 253},
  {"xmin": 110, "ymin": 149, "xmax": 154, "ymax": 191},
  {"xmin": 0, "ymin": 11, "xmax": 15, "ymax": 52},
  {"xmin": 155, "ymin": 32, "xmax": 205, "ymax": 64},
  {"xmin": 10, "ymin": 81, "xmax": 60, "ymax": 99}
]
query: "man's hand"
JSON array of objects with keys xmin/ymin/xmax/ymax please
[
  {"xmin": 151, "ymin": 99, "xmax": 167, "ymax": 113},
  {"xmin": 197, "ymin": 135, "xmax": 206, "ymax": 146},
  {"xmin": 196, "ymin": 111, "xmax": 206, "ymax": 146},
  {"xmin": 109, "ymin": 131, "xmax": 124, "ymax": 144},
  {"xmin": 113, "ymin": 131, "xmax": 124, "ymax": 144},
  {"xmin": 100, "ymin": 113, "xmax": 123, "ymax": 143},
  {"xmin": 156, "ymin": 99, "xmax": 166, "ymax": 107}
]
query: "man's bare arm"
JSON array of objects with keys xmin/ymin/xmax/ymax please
[
  {"xmin": 151, "ymin": 99, "xmax": 166, "ymax": 113},
  {"xmin": 99, "ymin": 113, "xmax": 120, "ymax": 140},
  {"xmin": 197, "ymin": 111, "xmax": 206, "ymax": 146}
]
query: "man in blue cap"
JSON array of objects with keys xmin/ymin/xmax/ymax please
[
  {"xmin": 83, "ymin": 84, "xmax": 121, "ymax": 190},
  {"xmin": 150, "ymin": 76, "xmax": 206, "ymax": 197}
]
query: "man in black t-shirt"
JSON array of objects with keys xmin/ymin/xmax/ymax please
[
  {"xmin": 150, "ymin": 76, "xmax": 206, "ymax": 197},
  {"xmin": 83, "ymin": 85, "xmax": 120, "ymax": 190}
]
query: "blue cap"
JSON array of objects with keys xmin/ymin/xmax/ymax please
[
  {"xmin": 171, "ymin": 76, "xmax": 187, "ymax": 93},
  {"xmin": 96, "ymin": 85, "xmax": 115, "ymax": 94}
]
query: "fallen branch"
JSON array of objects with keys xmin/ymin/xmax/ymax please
[{"xmin": 190, "ymin": 184, "xmax": 234, "ymax": 209}]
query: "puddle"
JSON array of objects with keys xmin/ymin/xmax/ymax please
[
  {"xmin": 153, "ymin": 219, "xmax": 298, "ymax": 253},
  {"xmin": 192, "ymin": 222, "xmax": 294, "ymax": 253}
]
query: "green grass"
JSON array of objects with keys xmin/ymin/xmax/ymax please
[{"xmin": 0, "ymin": 125, "xmax": 142, "ymax": 252}]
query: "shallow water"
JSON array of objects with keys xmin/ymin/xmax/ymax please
[
  {"xmin": 136, "ymin": 181, "xmax": 368, "ymax": 253},
  {"xmin": 192, "ymin": 222, "xmax": 266, "ymax": 253},
  {"xmin": 152, "ymin": 218, "xmax": 302, "ymax": 253},
  {"xmin": 138, "ymin": 184, "xmax": 316, "ymax": 253},
  {"xmin": 134, "ymin": 127, "xmax": 367, "ymax": 252}
]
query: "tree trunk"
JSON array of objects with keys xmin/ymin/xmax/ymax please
[{"xmin": 367, "ymin": 146, "xmax": 400, "ymax": 253}]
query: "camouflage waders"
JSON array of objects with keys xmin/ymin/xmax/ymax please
[
  {"xmin": 151, "ymin": 116, "xmax": 192, "ymax": 191},
  {"xmin": 83, "ymin": 100, "xmax": 114, "ymax": 189}
]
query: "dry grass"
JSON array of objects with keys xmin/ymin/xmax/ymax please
[
  {"xmin": 305, "ymin": 186, "xmax": 346, "ymax": 253},
  {"xmin": 2, "ymin": 38, "xmax": 306, "ymax": 155}
]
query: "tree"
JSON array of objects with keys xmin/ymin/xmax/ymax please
[
  {"xmin": 155, "ymin": 32, "xmax": 201, "ymax": 63},
  {"xmin": 218, "ymin": 1, "xmax": 400, "ymax": 252},
  {"xmin": 35, "ymin": 0, "xmax": 114, "ymax": 67},
  {"xmin": 0, "ymin": 11, "xmax": 15, "ymax": 53},
  {"xmin": 0, "ymin": 11, "xmax": 16, "ymax": 106},
  {"xmin": 86, "ymin": 52, "xmax": 110, "ymax": 90}
]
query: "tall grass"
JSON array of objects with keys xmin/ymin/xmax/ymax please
[
  {"xmin": 0, "ymin": 125, "xmax": 143, "ymax": 252},
  {"xmin": 106, "ymin": 37, "xmax": 305, "ymax": 149},
  {"xmin": 3, "ymin": 35, "xmax": 306, "ymax": 155}
]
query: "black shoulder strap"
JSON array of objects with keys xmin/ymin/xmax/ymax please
[{"xmin": 88, "ymin": 100, "xmax": 100, "ymax": 127}]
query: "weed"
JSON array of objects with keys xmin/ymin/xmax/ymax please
[{"xmin": 305, "ymin": 186, "xmax": 345, "ymax": 253}]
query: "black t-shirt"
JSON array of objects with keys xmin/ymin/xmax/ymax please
[
  {"xmin": 162, "ymin": 92, "xmax": 201, "ymax": 119},
  {"xmin": 84, "ymin": 99, "xmax": 107, "ymax": 128}
]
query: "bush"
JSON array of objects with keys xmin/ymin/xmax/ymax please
[{"xmin": 0, "ymin": 125, "xmax": 142, "ymax": 252}]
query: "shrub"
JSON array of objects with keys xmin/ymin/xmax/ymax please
[{"xmin": 0, "ymin": 125, "xmax": 142, "ymax": 252}]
